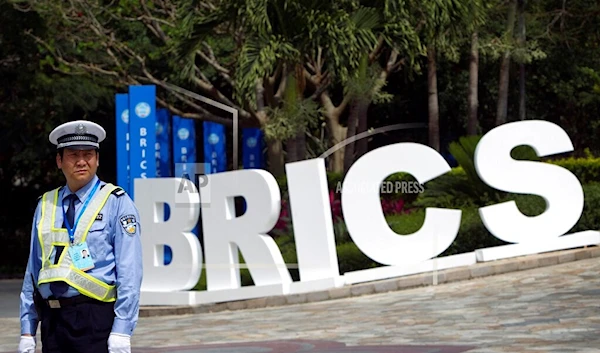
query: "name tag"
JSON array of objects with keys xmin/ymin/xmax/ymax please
[{"xmin": 68, "ymin": 242, "xmax": 95, "ymax": 272}]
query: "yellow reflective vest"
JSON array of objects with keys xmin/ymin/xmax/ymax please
[{"xmin": 36, "ymin": 183, "xmax": 122, "ymax": 302}]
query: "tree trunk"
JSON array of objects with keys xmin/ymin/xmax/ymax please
[
  {"xmin": 355, "ymin": 53, "xmax": 395, "ymax": 159},
  {"xmin": 267, "ymin": 138, "xmax": 285, "ymax": 177},
  {"xmin": 296, "ymin": 129, "xmax": 306, "ymax": 161},
  {"xmin": 467, "ymin": 32, "xmax": 479, "ymax": 136},
  {"xmin": 517, "ymin": 0, "xmax": 527, "ymax": 121},
  {"xmin": 427, "ymin": 46, "xmax": 440, "ymax": 152},
  {"xmin": 355, "ymin": 104, "xmax": 369, "ymax": 159},
  {"xmin": 286, "ymin": 136, "xmax": 298, "ymax": 163},
  {"xmin": 320, "ymin": 91, "xmax": 350, "ymax": 174},
  {"xmin": 329, "ymin": 122, "xmax": 346, "ymax": 173},
  {"xmin": 343, "ymin": 99, "xmax": 361, "ymax": 175},
  {"xmin": 496, "ymin": 0, "xmax": 517, "ymax": 126}
]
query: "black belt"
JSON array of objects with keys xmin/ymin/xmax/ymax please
[{"xmin": 44, "ymin": 295, "xmax": 101, "ymax": 309}]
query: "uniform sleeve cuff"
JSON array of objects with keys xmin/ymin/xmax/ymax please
[
  {"xmin": 21, "ymin": 320, "xmax": 38, "ymax": 336},
  {"xmin": 111, "ymin": 318, "xmax": 135, "ymax": 336}
]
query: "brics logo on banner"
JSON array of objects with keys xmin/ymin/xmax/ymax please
[
  {"xmin": 121, "ymin": 109, "xmax": 129, "ymax": 124},
  {"xmin": 246, "ymin": 137, "xmax": 257, "ymax": 148},
  {"xmin": 208, "ymin": 133, "xmax": 220, "ymax": 145},
  {"xmin": 135, "ymin": 102, "xmax": 151, "ymax": 118},
  {"xmin": 178, "ymin": 128, "xmax": 190, "ymax": 141}
]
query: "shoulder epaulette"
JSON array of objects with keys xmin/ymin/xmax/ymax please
[
  {"xmin": 100, "ymin": 183, "xmax": 126, "ymax": 197},
  {"xmin": 111, "ymin": 187, "xmax": 126, "ymax": 197}
]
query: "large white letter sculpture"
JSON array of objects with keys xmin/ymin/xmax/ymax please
[
  {"xmin": 200, "ymin": 169, "xmax": 292, "ymax": 291},
  {"xmin": 285, "ymin": 158, "xmax": 343, "ymax": 292},
  {"xmin": 341, "ymin": 143, "xmax": 462, "ymax": 266},
  {"xmin": 135, "ymin": 178, "xmax": 202, "ymax": 292},
  {"xmin": 475, "ymin": 120, "xmax": 585, "ymax": 243},
  {"xmin": 135, "ymin": 120, "xmax": 599, "ymax": 306}
]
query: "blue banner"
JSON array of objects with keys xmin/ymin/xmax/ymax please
[
  {"xmin": 128, "ymin": 85, "xmax": 157, "ymax": 200},
  {"xmin": 203, "ymin": 121, "xmax": 227, "ymax": 174},
  {"xmin": 242, "ymin": 127, "xmax": 264, "ymax": 169},
  {"xmin": 156, "ymin": 108, "xmax": 172, "ymax": 177},
  {"xmin": 172, "ymin": 115, "xmax": 200, "ymax": 238},
  {"xmin": 156, "ymin": 108, "xmax": 173, "ymax": 265},
  {"xmin": 173, "ymin": 115, "xmax": 196, "ymax": 174},
  {"xmin": 115, "ymin": 94, "xmax": 130, "ymax": 194}
]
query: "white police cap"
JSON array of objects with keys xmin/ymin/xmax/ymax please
[{"xmin": 49, "ymin": 120, "xmax": 106, "ymax": 150}]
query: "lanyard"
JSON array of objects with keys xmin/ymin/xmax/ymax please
[{"xmin": 62, "ymin": 179, "xmax": 101, "ymax": 244}]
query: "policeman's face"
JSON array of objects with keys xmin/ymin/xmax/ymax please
[{"xmin": 56, "ymin": 148, "xmax": 99, "ymax": 190}]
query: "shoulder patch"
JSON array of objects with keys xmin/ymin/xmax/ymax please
[
  {"xmin": 111, "ymin": 187, "xmax": 126, "ymax": 197},
  {"xmin": 119, "ymin": 214, "xmax": 137, "ymax": 235}
]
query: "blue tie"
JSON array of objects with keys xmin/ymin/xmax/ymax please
[{"xmin": 50, "ymin": 194, "xmax": 78, "ymax": 298}]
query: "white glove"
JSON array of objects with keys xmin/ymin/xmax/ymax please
[
  {"xmin": 108, "ymin": 332, "xmax": 131, "ymax": 353},
  {"xmin": 18, "ymin": 335, "xmax": 36, "ymax": 353}
]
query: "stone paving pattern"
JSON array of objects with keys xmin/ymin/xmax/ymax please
[{"xmin": 1, "ymin": 247, "xmax": 600, "ymax": 352}]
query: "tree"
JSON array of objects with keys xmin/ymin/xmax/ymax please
[
  {"xmin": 419, "ymin": 0, "xmax": 486, "ymax": 151},
  {"xmin": 466, "ymin": 0, "xmax": 490, "ymax": 136},
  {"xmin": 0, "ymin": 0, "xmax": 116, "ymax": 274},
  {"xmin": 340, "ymin": 0, "xmax": 425, "ymax": 171},
  {"xmin": 176, "ymin": 0, "xmax": 383, "ymax": 175},
  {"xmin": 517, "ymin": 0, "xmax": 527, "ymax": 121},
  {"xmin": 496, "ymin": 0, "xmax": 517, "ymax": 126}
]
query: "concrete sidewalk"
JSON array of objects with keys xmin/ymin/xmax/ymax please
[
  {"xmin": 139, "ymin": 246, "xmax": 600, "ymax": 317},
  {"xmin": 2, "ymin": 247, "xmax": 600, "ymax": 352}
]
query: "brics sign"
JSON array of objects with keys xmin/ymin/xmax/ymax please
[{"xmin": 134, "ymin": 120, "xmax": 600, "ymax": 306}]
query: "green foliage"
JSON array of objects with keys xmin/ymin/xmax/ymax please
[
  {"xmin": 336, "ymin": 242, "xmax": 380, "ymax": 274},
  {"xmin": 387, "ymin": 210, "xmax": 426, "ymax": 235},
  {"xmin": 440, "ymin": 206, "xmax": 507, "ymax": 257},
  {"xmin": 377, "ymin": 0, "xmax": 425, "ymax": 72},
  {"xmin": 345, "ymin": 54, "xmax": 393, "ymax": 104},
  {"xmin": 178, "ymin": 0, "xmax": 382, "ymax": 106},
  {"xmin": 414, "ymin": 135, "xmax": 546, "ymax": 209},
  {"xmin": 4, "ymin": 0, "xmax": 600, "ymax": 275},
  {"xmin": 570, "ymin": 183, "xmax": 600, "ymax": 233},
  {"xmin": 548, "ymin": 157, "xmax": 600, "ymax": 184},
  {"xmin": 236, "ymin": 34, "xmax": 300, "ymax": 103},
  {"xmin": 447, "ymin": 135, "xmax": 498, "ymax": 200},
  {"xmin": 264, "ymin": 72, "xmax": 322, "ymax": 141},
  {"xmin": 418, "ymin": 0, "xmax": 488, "ymax": 62}
]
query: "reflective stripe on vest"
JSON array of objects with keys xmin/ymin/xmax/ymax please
[{"xmin": 37, "ymin": 183, "xmax": 119, "ymax": 302}]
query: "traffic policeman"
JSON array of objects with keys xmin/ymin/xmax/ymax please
[{"xmin": 18, "ymin": 120, "xmax": 143, "ymax": 353}]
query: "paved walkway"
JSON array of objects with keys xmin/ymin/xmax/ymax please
[{"xmin": 2, "ymin": 251, "xmax": 600, "ymax": 352}]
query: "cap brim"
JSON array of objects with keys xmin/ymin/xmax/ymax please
[
  {"xmin": 66, "ymin": 145, "xmax": 98, "ymax": 150},
  {"xmin": 59, "ymin": 143, "xmax": 99, "ymax": 151}
]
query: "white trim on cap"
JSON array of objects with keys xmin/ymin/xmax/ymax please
[{"xmin": 57, "ymin": 141, "xmax": 100, "ymax": 149}]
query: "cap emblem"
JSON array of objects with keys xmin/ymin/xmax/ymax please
[{"xmin": 75, "ymin": 124, "xmax": 87, "ymax": 135}]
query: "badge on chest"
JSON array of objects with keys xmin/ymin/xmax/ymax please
[{"xmin": 68, "ymin": 242, "xmax": 95, "ymax": 272}]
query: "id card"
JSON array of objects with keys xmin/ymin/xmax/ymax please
[{"xmin": 68, "ymin": 242, "xmax": 95, "ymax": 272}]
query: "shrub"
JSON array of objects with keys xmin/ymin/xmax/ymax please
[
  {"xmin": 386, "ymin": 210, "xmax": 427, "ymax": 235},
  {"xmin": 414, "ymin": 142, "xmax": 600, "ymax": 211},
  {"xmin": 441, "ymin": 207, "xmax": 508, "ymax": 256},
  {"xmin": 384, "ymin": 207, "xmax": 506, "ymax": 257},
  {"xmin": 569, "ymin": 182, "xmax": 600, "ymax": 233},
  {"xmin": 548, "ymin": 157, "xmax": 600, "ymax": 184},
  {"xmin": 336, "ymin": 241, "xmax": 380, "ymax": 274}
]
